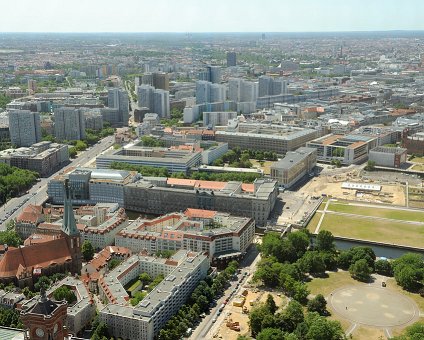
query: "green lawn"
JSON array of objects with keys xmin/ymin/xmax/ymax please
[
  {"xmin": 411, "ymin": 156, "xmax": 424, "ymax": 164},
  {"xmin": 319, "ymin": 214, "xmax": 424, "ymax": 248},
  {"xmin": 306, "ymin": 212, "xmax": 322, "ymax": 232},
  {"xmin": 411, "ymin": 164, "xmax": 424, "ymax": 171},
  {"xmin": 307, "ymin": 271, "xmax": 358, "ymax": 297},
  {"xmin": 328, "ymin": 202, "xmax": 424, "ymax": 222}
]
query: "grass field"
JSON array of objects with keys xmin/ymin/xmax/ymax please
[
  {"xmin": 411, "ymin": 164, "xmax": 424, "ymax": 171},
  {"xmin": 306, "ymin": 212, "xmax": 322, "ymax": 232},
  {"xmin": 411, "ymin": 156, "xmax": 424, "ymax": 164},
  {"xmin": 319, "ymin": 214, "xmax": 424, "ymax": 248},
  {"xmin": 249, "ymin": 159, "xmax": 275, "ymax": 175},
  {"xmin": 307, "ymin": 271, "xmax": 358, "ymax": 296},
  {"xmin": 353, "ymin": 326, "xmax": 386, "ymax": 340},
  {"xmin": 328, "ymin": 202, "xmax": 424, "ymax": 222}
]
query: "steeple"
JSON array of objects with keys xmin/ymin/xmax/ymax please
[{"xmin": 62, "ymin": 179, "xmax": 79, "ymax": 236}]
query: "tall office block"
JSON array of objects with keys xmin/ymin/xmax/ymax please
[
  {"xmin": 28, "ymin": 79, "xmax": 37, "ymax": 95},
  {"xmin": 227, "ymin": 52, "xmax": 237, "ymax": 67},
  {"xmin": 258, "ymin": 76, "xmax": 287, "ymax": 97},
  {"xmin": 229, "ymin": 78, "xmax": 258, "ymax": 102},
  {"xmin": 196, "ymin": 81, "xmax": 226, "ymax": 104},
  {"xmin": 153, "ymin": 90, "xmax": 170, "ymax": 118},
  {"xmin": 152, "ymin": 72, "xmax": 169, "ymax": 90},
  {"xmin": 54, "ymin": 108, "xmax": 86, "ymax": 141},
  {"xmin": 9, "ymin": 110, "xmax": 41, "ymax": 147},
  {"xmin": 197, "ymin": 66, "xmax": 221, "ymax": 84},
  {"xmin": 108, "ymin": 88, "xmax": 129, "ymax": 127},
  {"xmin": 137, "ymin": 85, "xmax": 170, "ymax": 118}
]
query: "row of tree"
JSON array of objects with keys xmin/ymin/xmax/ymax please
[
  {"xmin": 0, "ymin": 163, "xmax": 38, "ymax": 204},
  {"xmin": 212, "ymin": 148, "xmax": 278, "ymax": 168},
  {"xmin": 158, "ymin": 260, "xmax": 239, "ymax": 340}
]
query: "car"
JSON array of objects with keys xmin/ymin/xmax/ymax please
[
  {"xmin": 212, "ymin": 318, "xmax": 217, "ymax": 323},
  {"xmin": 382, "ymin": 282, "xmax": 386, "ymax": 287}
]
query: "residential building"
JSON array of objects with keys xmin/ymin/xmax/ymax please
[
  {"xmin": 216, "ymin": 123, "xmax": 318, "ymax": 154},
  {"xmin": 270, "ymin": 147, "xmax": 317, "ymax": 188},
  {"xmin": 116, "ymin": 209, "xmax": 255, "ymax": 261},
  {"xmin": 0, "ymin": 141, "xmax": 69, "ymax": 177},
  {"xmin": 96, "ymin": 145, "xmax": 202, "ymax": 175},
  {"xmin": 368, "ymin": 146, "xmax": 407, "ymax": 168},
  {"xmin": 402, "ymin": 132, "xmax": 424, "ymax": 156},
  {"xmin": 84, "ymin": 110, "xmax": 103, "ymax": 131},
  {"xmin": 196, "ymin": 81, "xmax": 226, "ymax": 104},
  {"xmin": 201, "ymin": 142, "xmax": 229, "ymax": 164},
  {"xmin": 228, "ymin": 78, "xmax": 258, "ymax": 103},
  {"xmin": 258, "ymin": 76, "xmax": 287, "ymax": 97},
  {"xmin": 99, "ymin": 250, "xmax": 209, "ymax": 340},
  {"xmin": 54, "ymin": 108, "xmax": 86, "ymax": 141},
  {"xmin": 124, "ymin": 178, "xmax": 278, "ymax": 226},
  {"xmin": 137, "ymin": 85, "xmax": 170, "ymax": 118},
  {"xmin": 198, "ymin": 66, "xmax": 221, "ymax": 84},
  {"xmin": 8, "ymin": 110, "xmax": 41, "ymax": 147}
]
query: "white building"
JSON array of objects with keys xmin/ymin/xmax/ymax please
[
  {"xmin": 8, "ymin": 110, "xmax": 41, "ymax": 147},
  {"xmin": 99, "ymin": 250, "xmax": 209, "ymax": 340},
  {"xmin": 54, "ymin": 108, "xmax": 86, "ymax": 141}
]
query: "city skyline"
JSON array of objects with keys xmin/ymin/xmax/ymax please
[{"xmin": 1, "ymin": 0, "xmax": 424, "ymax": 33}]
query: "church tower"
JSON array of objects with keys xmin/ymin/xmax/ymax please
[
  {"xmin": 21, "ymin": 289, "xmax": 68, "ymax": 340},
  {"xmin": 62, "ymin": 179, "xmax": 82, "ymax": 274}
]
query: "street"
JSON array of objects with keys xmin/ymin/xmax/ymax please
[
  {"xmin": 0, "ymin": 135, "xmax": 115, "ymax": 230},
  {"xmin": 190, "ymin": 243, "xmax": 261, "ymax": 340}
]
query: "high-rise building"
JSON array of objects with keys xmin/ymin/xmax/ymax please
[
  {"xmin": 228, "ymin": 78, "xmax": 258, "ymax": 102},
  {"xmin": 197, "ymin": 66, "xmax": 221, "ymax": 84},
  {"xmin": 227, "ymin": 52, "xmax": 237, "ymax": 67},
  {"xmin": 258, "ymin": 76, "xmax": 288, "ymax": 97},
  {"xmin": 136, "ymin": 85, "xmax": 170, "ymax": 118},
  {"xmin": 107, "ymin": 88, "xmax": 129, "ymax": 126},
  {"xmin": 196, "ymin": 81, "xmax": 226, "ymax": 104},
  {"xmin": 152, "ymin": 72, "xmax": 169, "ymax": 90},
  {"xmin": 8, "ymin": 110, "xmax": 41, "ymax": 147},
  {"xmin": 54, "ymin": 108, "xmax": 86, "ymax": 141}
]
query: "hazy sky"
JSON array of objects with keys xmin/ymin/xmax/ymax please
[{"xmin": 2, "ymin": 0, "xmax": 424, "ymax": 33}]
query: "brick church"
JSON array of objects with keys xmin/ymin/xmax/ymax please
[{"xmin": 0, "ymin": 180, "xmax": 82, "ymax": 288}]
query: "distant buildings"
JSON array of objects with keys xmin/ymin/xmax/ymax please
[
  {"xmin": 8, "ymin": 110, "xmax": 41, "ymax": 147},
  {"xmin": 116, "ymin": 208, "xmax": 254, "ymax": 261},
  {"xmin": 99, "ymin": 250, "xmax": 209, "ymax": 340},
  {"xmin": 54, "ymin": 107, "xmax": 86, "ymax": 141},
  {"xmin": 228, "ymin": 78, "xmax": 258, "ymax": 103},
  {"xmin": 137, "ymin": 72, "xmax": 170, "ymax": 91},
  {"xmin": 136, "ymin": 85, "xmax": 170, "ymax": 118},
  {"xmin": 107, "ymin": 88, "xmax": 129, "ymax": 126},
  {"xmin": 0, "ymin": 141, "xmax": 69, "ymax": 177},
  {"xmin": 227, "ymin": 52, "xmax": 237, "ymax": 67},
  {"xmin": 216, "ymin": 123, "xmax": 318, "ymax": 154},
  {"xmin": 270, "ymin": 147, "xmax": 317, "ymax": 188},
  {"xmin": 198, "ymin": 65, "xmax": 221, "ymax": 84}
]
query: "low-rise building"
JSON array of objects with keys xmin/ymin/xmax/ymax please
[
  {"xmin": 306, "ymin": 134, "xmax": 378, "ymax": 165},
  {"xmin": 368, "ymin": 146, "xmax": 407, "ymax": 168},
  {"xmin": 99, "ymin": 250, "xmax": 209, "ymax": 340},
  {"xmin": 201, "ymin": 142, "xmax": 228, "ymax": 164},
  {"xmin": 124, "ymin": 177, "xmax": 278, "ymax": 226},
  {"xmin": 270, "ymin": 147, "xmax": 317, "ymax": 188},
  {"xmin": 402, "ymin": 132, "xmax": 424, "ymax": 156},
  {"xmin": 116, "ymin": 208, "xmax": 254, "ymax": 262},
  {"xmin": 96, "ymin": 145, "xmax": 202, "ymax": 175},
  {"xmin": 0, "ymin": 141, "xmax": 69, "ymax": 177}
]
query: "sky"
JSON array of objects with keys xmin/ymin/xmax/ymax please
[{"xmin": 2, "ymin": 0, "xmax": 424, "ymax": 33}]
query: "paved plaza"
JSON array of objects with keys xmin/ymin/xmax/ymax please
[{"xmin": 330, "ymin": 285, "xmax": 419, "ymax": 328}]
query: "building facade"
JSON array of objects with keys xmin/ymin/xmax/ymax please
[
  {"xmin": 8, "ymin": 110, "xmax": 41, "ymax": 147},
  {"xmin": 54, "ymin": 108, "xmax": 86, "ymax": 141}
]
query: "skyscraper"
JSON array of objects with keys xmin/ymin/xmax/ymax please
[
  {"xmin": 54, "ymin": 108, "xmax": 86, "ymax": 141},
  {"xmin": 152, "ymin": 72, "xmax": 169, "ymax": 90},
  {"xmin": 227, "ymin": 52, "xmax": 237, "ymax": 67},
  {"xmin": 8, "ymin": 110, "xmax": 41, "ymax": 147},
  {"xmin": 28, "ymin": 79, "xmax": 37, "ymax": 95},
  {"xmin": 258, "ymin": 76, "xmax": 288, "ymax": 97},
  {"xmin": 228, "ymin": 78, "xmax": 258, "ymax": 102},
  {"xmin": 197, "ymin": 66, "xmax": 221, "ymax": 84},
  {"xmin": 196, "ymin": 81, "xmax": 226, "ymax": 104},
  {"xmin": 108, "ymin": 88, "xmax": 129, "ymax": 126},
  {"xmin": 137, "ymin": 85, "xmax": 170, "ymax": 118}
]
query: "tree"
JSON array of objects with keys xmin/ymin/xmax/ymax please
[
  {"xmin": 307, "ymin": 294, "xmax": 327, "ymax": 315},
  {"xmin": 68, "ymin": 147, "xmax": 77, "ymax": 158},
  {"xmin": 374, "ymin": 259, "xmax": 393, "ymax": 276},
  {"xmin": 108, "ymin": 258, "xmax": 121, "ymax": 270},
  {"xmin": 265, "ymin": 294, "xmax": 278, "ymax": 314},
  {"xmin": 249, "ymin": 304, "xmax": 272, "ymax": 337},
  {"xmin": 390, "ymin": 321, "xmax": 424, "ymax": 340},
  {"xmin": 349, "ymin": 259, "xmax": 372, "ymax": 282},
  {"xmin": 298, "ymin": 251, "xmax": 326, "ymax": 276},
  {"xmin": 364, "ymin": 160, "xmax": 376, "ymax": 171},
  {"xmin": 288, "ymin": 231, "xmax": 310, "ymax": 259},
  {"xmin": 0, "ymin": 230, "xmax": 22, "ymax": 247},
  {"xmin": 53, "ymin": 286, "xmax": 77, "ymax": 304},
  {"xmin": 81, "ymin": 240, "xmax": 95, "ymax": 262},
  {"xmin": 392, "ymin": 253, "xmax": 424, "ymax": 291},
  {"xmin": 293, "ymin": 282, "xmax": 310, "ymax": 304},
  {"xmin": 139, "ymin": 273, "xmax": 152, "ymax": 287},
  {"xmin": 277, "ymin": 300, "xmax": 304, "ymax": 333},
  {"xmin": 257, "ymin": 328, "xmax": 285, "ymax": 340},
  {"xmin": 315, "ymin": 230, "xmax": 335, "ymax": 252}
]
